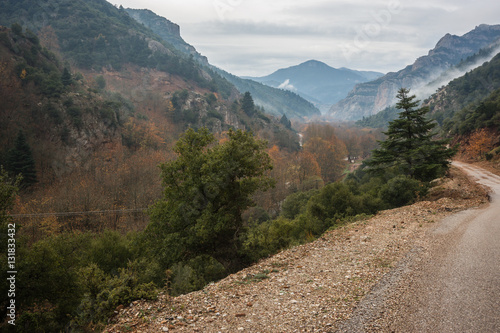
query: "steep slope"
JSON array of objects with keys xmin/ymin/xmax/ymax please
[
  {"xmin": 104, "ymin": 166, "xmax": 488, "ymax": 332},
  {"xmin": 0, "ymin": 0, "xmax": 301, "ymax": 182},
  {"xmin": 0, "ymin": 0, "xmax": 232, "ymax": 96},
  {"xmin": 245, "ymin": 60, "xmax": 383, "ymax": 113},
  {"xmin": 356, "ymin": 47, "xmax": 500, "ymax": 129},
  {"xmin": 124, "ymin": 8, "xmax": 209, "ymax": 66},
  {"xmin": 424, "ymin": 52, "xmax": 500, "ymax": 135},
  {"xmin": 329, "ymin": 24, "xmax": 500, "ymax": 121},
  {"xmin": 124, "ymin": 7, "xmax": 320, "ymax": 119},
  {"xmin": 0, "ymin": 26, "xmax": 128, "ymax": 180}
]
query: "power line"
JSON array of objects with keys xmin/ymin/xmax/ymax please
[
  {"xmin": 9, "ymin": 208, "xmax": 147, "ymax": 218},
  {"xmin": 8, "ymin": 188, "xmax": 289, "ymax": 219}
]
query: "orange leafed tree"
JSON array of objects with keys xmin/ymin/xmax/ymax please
[
  {"xmin": 466, "ymin": 128, "xmax": 496, "ymax": 160},
  {"xmin": 303, "ymin": 136, "xmax": 347, "ymax": 183},
  {"xmin": 293, "ymin": 150, "xmax": 321, "ymax": 185}
]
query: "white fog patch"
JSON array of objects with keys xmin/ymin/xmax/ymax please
[
  {"xmin": 278, "ymin": 79, "xmax": 297, "ymax": 91},
  {"xmin": 415, "ymin": 44, "xmax": 500, "ymax": 98}
]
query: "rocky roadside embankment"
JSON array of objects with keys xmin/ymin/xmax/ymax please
[{"xmin": 104, "ymin": 165, "xmax": 489, "ymax": 333}]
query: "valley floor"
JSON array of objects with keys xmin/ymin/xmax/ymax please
[{"xmin": 104, "ymin": 164, "xmax": 489, "ymax": 333}]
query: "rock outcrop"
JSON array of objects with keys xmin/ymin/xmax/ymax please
[{"xmin": 125, "ymin": 8, "xmax": 209, "ymax": 66}]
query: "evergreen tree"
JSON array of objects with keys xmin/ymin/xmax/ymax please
[
  {"xmin": 366, "ymin": 88, "xmax": 455, "ymax": 181},
  {"xmin": 11, "ymin": 22, "xmax": 23, "ymax": 36},
  {"xmin": 279, "ymin": 113, "xmax": 292, "ymax": 129},
  {"xmin": 61, "ymin": 67, "xmax": 72, "ymax": 86},
  {"xmin": 145, "ymin": 128, "xmax": 274, "ymax": 272},
  {"xmin": 241, "ymin": 91, "xmax": 255, "ymax": 116},
  {"xmin": 6, "ymin": 131, "xmax": 37, "ymax": 187}
]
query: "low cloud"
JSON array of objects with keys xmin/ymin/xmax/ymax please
[
  {"xmin": 278, "ymin": 79, "xmax": 296, "ymax": 91},
  {"xmin": 414, "ymin": 44, "xmax": 500, "ymax": 98}
]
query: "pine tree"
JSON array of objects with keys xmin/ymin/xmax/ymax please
[
  {"xmin": 366, "ymin": 88, "xmax": 455, "ymax": 181},
  {"xmin": 279, "ymin": 113, "xmax": 292, "ymax": 129},
  {"xmin": 6, "ymin": 131, "xmax": 37, "ymax": 187},
  {"xmin": 241, "ymin": 91, "xmax": 255, "ymax": 116},
  {"xmin": 61, "ymin": 67, "xmax": 72, "ymax": 86}
]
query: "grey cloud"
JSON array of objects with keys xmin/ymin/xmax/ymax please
[
  {"xmin": 127, "ymin": 0, "xmax": 500, "ymax": 76},
  {"xmin": 192, "ymin": 20, "xmax": 344, "ymax": 37}
]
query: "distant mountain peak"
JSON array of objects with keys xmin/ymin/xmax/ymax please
[
  {"xmin": 245, "ymin": 60, "xmax": 383, "ymax": 113},
  {"xmin": 300, "ymin": 59, "xmax": 329, "ymax": 67}
]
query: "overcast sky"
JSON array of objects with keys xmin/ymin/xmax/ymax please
[{"xmin": 111, "ymin": 0, "xmax": 500, "ymax": 77}]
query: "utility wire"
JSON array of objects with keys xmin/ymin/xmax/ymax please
[
  {"xmin": 9, "ymin": 187, "xmax": 291, "ymax": 218},
  {"xmin": 9, "ymin": 208, "xmax": 147, "ymax": 218}
]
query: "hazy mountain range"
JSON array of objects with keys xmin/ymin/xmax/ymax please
[
  {"xmin": 125, "ymin": 8, "xmax": 320, "ymax": 119},
  {"xmin": 123, "ymin": 8, "xmax": 500, "ymax": 122},
  {"xmin": 244, "ymin": 60, "xmax": 383, "ymax": 113},
  {"xmin": 328, "ymin": 24, "xmax": 500, "ymax": 121},
  {"xmin": 1, "ymin": 0, "xmax": 500, "ymax": 124}
]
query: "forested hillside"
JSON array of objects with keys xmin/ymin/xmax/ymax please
[
  {"xmin": 216, "ymin": 68, "xmax": 321, "ymax": 119},
  {"xmin": 425, "ymin": 52, "xmax": 500, "ymax": 129},
  {"xmin": 0, "ymin": 25, "xmax": 130, "ymax": 183},
  {"xmin": 0, "ymin": 0, "xmax": 194, "ymax": 74},
  {"xmin": 0, "ymin": 22, "xmax": 302, "ymax": 330}
]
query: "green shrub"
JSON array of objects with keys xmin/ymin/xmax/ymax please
[
  {"xmin": 89, "ymin": 230, "xmax": 132, "ymax": 275},
  {"xmin": 305, "ymin": 182, "xmax": 356, "ymax": 226},
  {"xmin": 281, "ymin": 189, "xmax": 318, "ymax": 219},
  {"xmin": 207, "ymin": 109, "xmax": 223, "ymax": 121},
  {"xmin": 244, "ymin": 206, "xmax": 270, "ymax": 224},
  {"xmin": 379, "ymin": 175, "xmax": 427, "ymax": 208},
  {"xmin": 17, "ymin": 311, "xmax": 60, "ymax": 333},
  {"xmin": 14, "ymin": 235, "xmax": 90, "ymax": 332},
  {"xmin": 66, "ymin": 106, "xmax": 82, "ymax": 128},
  {"xmin": 243, "ymin": 217, "xmax": 302, "ymax": 261},
  {"xmin": 169, "ymin": 255, "xmax": 226, "ymax": 296},
  {"xmin": 74, "ymin": 262, "xmax": 158, "ymax": 328}
]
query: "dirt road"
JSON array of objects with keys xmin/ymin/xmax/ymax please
[{"xmin": 338, "ymin": 162, "xmax": 500, "ymax": 332}]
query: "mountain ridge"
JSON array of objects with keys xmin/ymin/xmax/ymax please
[
  {"xmin": 124, "ymin": 7, "xmax": 320, "ymax": 119},
  {"xmin": 329, "ymin": 24, "xmax": 500, "ymax": 121},
  {"xmin": 244, "ymin": 60, "xmax": 383, "ymax": 113},
  {"xmin": 125, "ymin": 8, "xmax": 209, "ymax": 66}
]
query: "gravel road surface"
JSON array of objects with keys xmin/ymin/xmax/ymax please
[{"xmin": 345, "ymin": 162, "xmax": 500, "ymax": 332}]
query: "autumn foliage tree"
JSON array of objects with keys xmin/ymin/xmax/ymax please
[
  {"xmin": 293, "ymin": 151, "xmax": 322, "ymax": 187},
  {"xmin": 303, "ymin": 124, "xmax": 347, "ymax": 183},
  {"xmin": 463, "ymin": 128, "xmax": 497, "ymax": 160}
]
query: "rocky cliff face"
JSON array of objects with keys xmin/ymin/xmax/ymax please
[
  {"xmin": 125, "ymin": 8, "xmax": 209, "ymax": 66},
  {"xmin": 126, "ymin": 8, "xmax": 180, "ymax": 38},
  {"xmin": 329, "ymin": 24, "xmax": 500, "ymax": 121}
]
